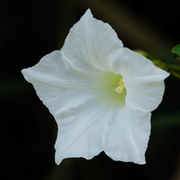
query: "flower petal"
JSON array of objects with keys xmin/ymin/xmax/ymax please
[
  {"xmin": 125, "ymin": 80, "xmax": 166, "ymax": 112},
  {"xmin": 21, "ymin": 50, "xmax": 117, "ymax": 165},
  {"xmin": 54, "ymin": 98, "xmax": 114, "ymax": 165},
  {"xmin": 104, "ymin": 105, "xmax": 151, "ymax": 164},
  {"xmin": 21, "ymin": 50, "xmax": 104, "ymax": 115},
  {"xmin": 111, "ymin": 48, "xmax": 169, "ymax": 111},
  {"xmin": 62, "ymin": 9, "xmax": 123, "ymax": 72}
]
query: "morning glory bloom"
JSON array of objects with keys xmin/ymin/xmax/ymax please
[{"xmin": 22, "ymin": 9, "xmax": 169, "ymax": 165}]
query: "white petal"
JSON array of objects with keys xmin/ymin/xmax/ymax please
[
  {"xmin": 125, "ymin": 80, "xmax": 166, "ymax": 112},
  {"xmin": 21, "ymin": 51, "xmax": 105, "ymax": 115},
  {"xmin": 111, "ymin": 48, "xmax": 169, "ymax": 111},
  {"xmin": 21, "ymin": 50, "xmax": 116, "ymax": 164},
  {"xmin": 62, "ymin": 9, "xmax": 123, "ymax": 72},
  {"xmin": 104, "ymin": 105, "xmax": 151, "ymax": 165},
  {"xmin": 54, "ymin": 98, "xmax": 114, "ymax": 165}
]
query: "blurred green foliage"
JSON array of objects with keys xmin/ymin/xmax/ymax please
[{"xmin": 172, "ymin": 44, "xmax": 180, "ymax": 59}]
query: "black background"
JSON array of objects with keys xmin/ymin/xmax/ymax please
[{"xmin": 1, "ymin": 0, "xmax": 180, "ymax": 179}]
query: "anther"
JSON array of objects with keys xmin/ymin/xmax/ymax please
[{"xmin": 115, "ymin": 79, "xmax": 125, "ymax": 94}]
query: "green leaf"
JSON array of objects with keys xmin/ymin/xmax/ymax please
[{"xmin": 172, "ymin": 44, "xmax": 180, "ymax": 59}]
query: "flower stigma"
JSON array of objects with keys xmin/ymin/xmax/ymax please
[{"xmin": 115, "ymin": 79, "xmax": 125, "ymax": 94}]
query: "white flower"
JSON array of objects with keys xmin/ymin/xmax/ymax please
[{"xmin": 22, "ymin": 9, "xmax": 169, "ymax": 165}]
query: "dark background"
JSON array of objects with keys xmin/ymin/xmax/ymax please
[{"xmin": 1, "ymin": 0, "xmax": 180, "ymax": 179}]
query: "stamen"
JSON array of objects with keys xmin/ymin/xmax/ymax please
[{"xmin": 115, "ymin": 79, "xmax": 125, "ymax": 94}]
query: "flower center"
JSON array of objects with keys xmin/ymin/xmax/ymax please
[
  {"xmin": 99, "ymin": 72, "xmax": 126, "ymax": 107},
  {"xmin": 115, "ymin": 79, "xmax": 125, "ymax": 94}
]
